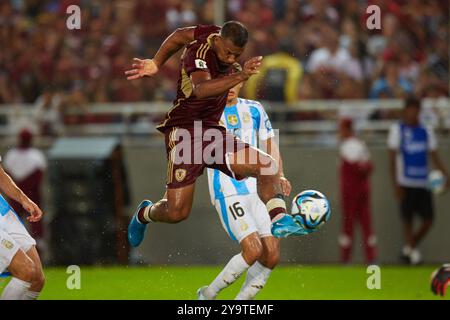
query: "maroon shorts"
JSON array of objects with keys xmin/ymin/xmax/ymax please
[{"xmin": 163, "ymin": 125, "xmax": 250, "ymax": 189}]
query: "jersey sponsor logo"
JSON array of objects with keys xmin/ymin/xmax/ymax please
[
  {"xmin": 242, "ymin": 112, "xmax": 251, "ymax": 123},
  {"xmin": 195, "ymin": 59, "xmax": 208, "ymax": 69},
  {"xmin": 403, "ymin": 141, "xmax": 427, "ymax": 154},
  {"xmin": 402, "ymin": 128, "xmax": 427, "ymax": 154},
  {"xmin": 1, "ymin": 239, "xmax": 14, "ymax": 250},
  {"xmin": 175, "ymin": 168, "xmax": 187, "ymax": 182},
  {"xmin": 239, "ymin": 219, "xmax": 249, "ymax": 232},
  {"xmin": 403, "ymin": 127, "xmax": 416, "ymax": 142},
  {"xmin": 227, "ymin": 114, "xmax": 239, "ymax": 126}
]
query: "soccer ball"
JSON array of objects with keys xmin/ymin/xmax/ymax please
[
  {"xmin": 428, "ymin": 170, "xmax": 446, "ymax": 195},
  {"xmin": 291, "ymin": 190, "xmax": 331, "ymax": 231}
]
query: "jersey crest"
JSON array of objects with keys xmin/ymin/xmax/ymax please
[
  {"xmin": 175, "ymin": 169, "xmax": 187, "ymax": 182},
  {"xmin": 227, "ymin": 114, "xmax": 239, "ymax": 126}
]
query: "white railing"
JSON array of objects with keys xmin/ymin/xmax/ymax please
[{"xmin": 0, "ymin": 98, "xmax": 449, "ymax": 137}]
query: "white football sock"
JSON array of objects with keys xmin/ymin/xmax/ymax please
[
  {"xmin": 235, "ymin": 261, "xmax": 272, "ymax": 300},
  {"xmin": 23, "ymin": 290, "xmax": 40, "ymax": 300},
  {"xmin": 0, "ymin": 277, "xmax": 31, "ymax": 300},
  {"xmin": 203, "ymin": 253, "xmax": 249, "ymax": 299},
  {"xmin": 138, "ymin": 204, "xmax": 154, "ymax": 224},
  {"xmin": 410, "ymin": 249, "xmax": 422, "ymax": 265},
  {"xmin": 402, "ymin": 245, "xmax": 412, "ymax": 256}
]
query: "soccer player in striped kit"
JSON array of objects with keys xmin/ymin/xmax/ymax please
[
  {"xmin": 0, "ymin": 157, "xmax": 45, "ymax": 300},
  {"xmin": 197, "ymin": 72, "xmax": 292, "ymax": 300}
]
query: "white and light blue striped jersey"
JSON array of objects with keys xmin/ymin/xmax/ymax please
[{"xmin": 207, "ymin": 98, "xmax": 274, "ymax": 203}]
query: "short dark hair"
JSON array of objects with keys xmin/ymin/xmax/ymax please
[
  {"xmin": 404, "ymin": 96, "xmax": 421, "ymax": 109},
  {"xmin": 221, "ymin": 21, "xmax": 248, "ymax": 47}
]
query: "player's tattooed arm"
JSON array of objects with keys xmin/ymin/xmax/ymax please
[
  {"xmin": 0, "ymin": 165, "xmax": 43, "ymax": 222},
  {"xmin": 125, "ymin": 27, "xmax": 195, "ymax": 80},
  {"xmin": 191, "ymin": 56, "xmax": 262, "ymax": 99}
]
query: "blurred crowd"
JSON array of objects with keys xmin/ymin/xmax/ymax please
[
  {"xmin": 0, "ymin": 0, "xmax": 448, "ymax": 108},
  {"xmin": 235, "ymin": 0, "xmax": 449, "ymax": 101}
]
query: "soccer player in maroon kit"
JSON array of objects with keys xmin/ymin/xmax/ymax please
[
  {"xmin": 126, "ymin": 21, "xmax": 306, "ymax": 248},
  {"xmin": 338, "ymin": 118, "xmax": 377, "ymax": 264}
]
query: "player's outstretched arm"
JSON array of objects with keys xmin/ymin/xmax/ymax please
[
  {"xmin": 0, "ymin": 165, "xmax": 43, "ymax": 222},
  {"xmin": 125, "ymin": 27, "xmax": 196, "ymax": 80},
  {"xmin": 191, "ymin": 56, "xmax": 262, "ymax": 99}
]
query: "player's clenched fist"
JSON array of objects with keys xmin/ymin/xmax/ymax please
[
  {"xmin": 125, "ymin": 58, "xmax": 159, "ymax": 80},
  {"xmin": 431, "ymin": 264, "xmax": 450, "ymax": 297},
  {"xmin": 242, "ymin": 56, "xmax": 263, "ymax": 79}
]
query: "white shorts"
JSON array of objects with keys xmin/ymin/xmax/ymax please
[
  {"xmin": 214, "ymin": 194, "xmax": 272, "ymax": 243},
  {"xmin": 0, "ymin": 210, "xmax": 36, "ymax": 274}
]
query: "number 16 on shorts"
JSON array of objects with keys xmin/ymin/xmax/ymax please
[{"xmin": 214, "ymin": 194, "xmax": 272, "ymax": 243}]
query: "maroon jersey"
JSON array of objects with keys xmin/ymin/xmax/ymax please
[{"xmin": 157, "ymin": 25, "xmax": 234, "ymax": 132}]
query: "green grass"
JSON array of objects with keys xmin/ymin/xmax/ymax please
[{"xmin": 0, "ymin": 265, "xmax": 447, "ymax": 300}]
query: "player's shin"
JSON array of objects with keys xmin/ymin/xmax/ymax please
[
  {"xmin": 235, "ymin": 261, "xmax": 272, "ymax": 300},
  {"xmin": 137, "ymin": 202, "xmax": 154, "ymax": 224},
  {"xmin": 203, "ymin": 253, "xmax": 249, "ymax": 299},
  {"xmin": 266, "ymin": 196, "xmax": 288, "ymax": 221},
  {"xmin": 256, "ymin": 175, "xmax": 288, "ymax": 221}
]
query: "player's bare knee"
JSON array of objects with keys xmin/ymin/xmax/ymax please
[
  {"xmin": 242, "ymin": 247, "xmax": 262, "ymax": 265},
  {"xmin": 263, "ymin": 247, "xmax": 280, "ymax": 269},
  {"xmin": 33, "ymin": 269, "xmax": 45, "ymax": 291},
  {"xmin": 241, "ymin": 235, "xmax": 263, "ymax": 265},
  {"xmin": 14, "ymin": 259, "xmax": 36, "ymax": 283},
  {"xmin": 32, "ymin": 267, "xmax": 45, "ymax": 292}
]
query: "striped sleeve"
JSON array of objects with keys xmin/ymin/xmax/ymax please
[{"xmin": 183, "ymin": 42, "xmax": 212, "ymax": 75}]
